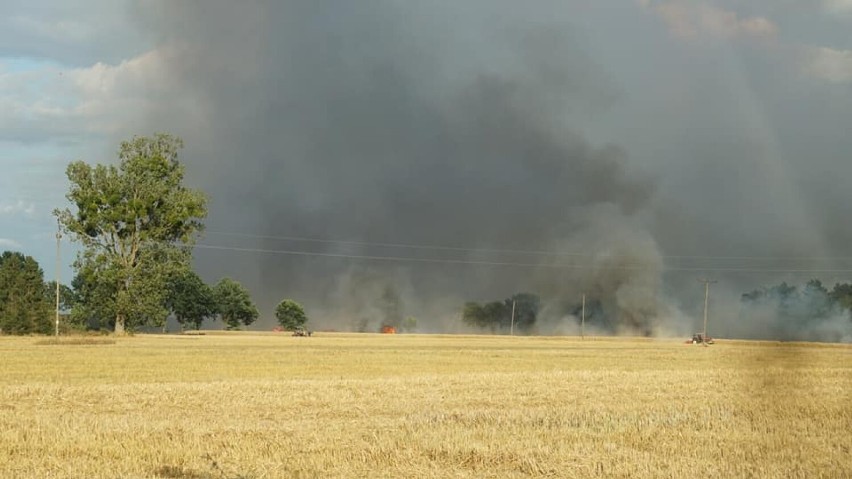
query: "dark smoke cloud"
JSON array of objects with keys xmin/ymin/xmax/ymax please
[{"xmin": 131, "ymin": 1, "xmax": 851, "ymax": 340}]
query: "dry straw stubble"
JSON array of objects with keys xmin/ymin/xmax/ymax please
[{"xmin": 0, "ymin": 333, "xmax": 849, "ymax": 478}]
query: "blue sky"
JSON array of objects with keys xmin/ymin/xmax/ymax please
[{"xmin": 0, "ymin": 0, "xmax": 151, "ymax": 281}]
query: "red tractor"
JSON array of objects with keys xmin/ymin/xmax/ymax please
[{"xmin": 686, "ymin": 333, "xmax": 714, "ymax": 345}]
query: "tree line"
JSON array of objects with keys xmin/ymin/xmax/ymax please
[
  {"xmin": 741, "ymin": 279, "xmax": 852, "ymax": 320},
  {"xmin": 462, "ymin": 293, "xmax": 540, "ymax": 333},
  {"xmin": 4, "ymin": 133, "xmax": 852, "ymax": 338},
  {"xmin": 0, "ymin": 134, "xmax": 307, "ymax": 335},
  {"xmin": 459, "ymin": 281, "xmax": 852, "ymax": 336}
]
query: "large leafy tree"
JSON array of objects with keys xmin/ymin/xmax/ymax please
[
  {"xmin": 55, "ymin": 134, "xmax": 207, "ymax": 334},
  {"xmin": 165, "ymin": 270, "xmax": 218, "ymax": 331},
  {"xmin": 274, "ymin": 299, "xmax": 308, "ymax": 330},
  {"xmin": 213, "ymin": 278, "xmax": 258, "ymax": 330},
  {"xmin": 0, "ymin": 251, "xmax": 52, "ymax": 334}
]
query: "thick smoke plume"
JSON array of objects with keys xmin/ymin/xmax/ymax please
[{"xmin": 130, "ymin": 1, "xmax": 851, "ymax": 340}]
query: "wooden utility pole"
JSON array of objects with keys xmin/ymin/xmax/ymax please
[
  {"xmin": 581, "ymin": 293, "xmax": 586, "ymax": 340},
  {"xmin": 54, "ymin": 221, "xmax": 61, "ymax": 337},
  {"xmin": 510, "ymin": 299, "xmax": 516, "ymax": 336},
  {"xmin": 699, "ymin": 279, "xmax": 717, "ymax": 344}
]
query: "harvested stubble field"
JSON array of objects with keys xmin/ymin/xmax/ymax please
[{"xmin": 0, "ymin": 333, "xmax": 850, "ymax": 478}]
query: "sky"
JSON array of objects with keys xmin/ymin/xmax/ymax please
[{"xmin": 2, "ymin": 1, "xmax": 852, "ymax": 336}]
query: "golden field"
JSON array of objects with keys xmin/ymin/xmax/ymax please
[{"xmin": 0, "ymin": 333, "xmax": 849, "ymax": 478}]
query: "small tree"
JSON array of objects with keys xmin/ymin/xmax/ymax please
[
  {"xmin": 462, "ymin": 293, "xmax": 540, "ymax": 333},
  {"xmin": 213, "ymin": 278, "xmax": 258, "ymax": 330},
  {"xmin": 401, "ymin": 316, "xmax": 417, "ymax": 333},
  {"xmin": 462, "ymin": 302, "xmax": 489, "ymax": 329},
  {"xmin": 504, "ymin": 293, "xmax": 540, "ymax": 332},
  {"xmin": 830, "ymin": 283, "xmax": 852, "ymax": 316},
  {"xmin": 275, "ymin": 299, "xmax": 307, "ymax": 330},
  {"xmin": 801, "ymin": 279, "xmax": 831, "ymax": 319},
  {"xmin": 165, "ymin": 270, "xmax": 218, "ymax": 330}
]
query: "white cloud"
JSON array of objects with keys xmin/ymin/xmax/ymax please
[
  {"xmin": 638, "ymin": 1, "xmax": 852, "ymax": 85},
  {"xmin": 641, "ymin": 1, "xmax": 778, "ymax": 41},
  {"xmin": 0, "ymin": 238, "xmax": 23, "ymax": 250},
  {"xmin": 9, "ymin": 15, "xmax": 97, "ymax": 44},
  {"xmin": 805, "ymin": 47, "xmax": 852, "ymax": 83},
  {"xmin": 823, "ymin": 0, "xmax": 852, "ymax": 14},
  {"xmin": 0, "ymin": 0, "xmax": 148, "ymax": 66},
  {"xmin": 0, "ymin": 48, "xmax": 178, "ymax": 142},
  {"xmin": 0, "ymin": 199, "xmax": 35, "ymax": 216}
]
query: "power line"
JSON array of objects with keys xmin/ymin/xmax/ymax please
[
  {"xmin": 203, "ymin": 230, "xmax": 596, "ymax": 257},
  {"xmin": 191, "ymin": 243, "xmax": 852, "ymax": 274},
  {"xmin": 698, "ymin": 279, "xmax": 718, "ymax": 345},
  {"xmin": 203, "ymin": 230, "xmax": 852, "ymax": 263},
  {"xmin": 193, "ymin": 244, "xmax": 590, "ymax": 268}
]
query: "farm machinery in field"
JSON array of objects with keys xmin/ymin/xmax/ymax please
[
  {"xmin": 273, "ymin": 326, "xmax": 313, "ymax": 336},
  {"xmin": 292, "ymin": 327, "xmax": 312, "ymax": 337},
  {"xmin": 687, "ymin": 333, "xmax": 714, "ymax": 345}
]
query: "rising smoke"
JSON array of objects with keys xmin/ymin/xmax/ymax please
[{"xmin": 130, "ymin": 1, "xmax": 851, "ymax": 340}]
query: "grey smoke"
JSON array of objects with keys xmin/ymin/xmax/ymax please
[{"xmin": 130, "ymin": 1, "xmax": 851, "ymax": 340}]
